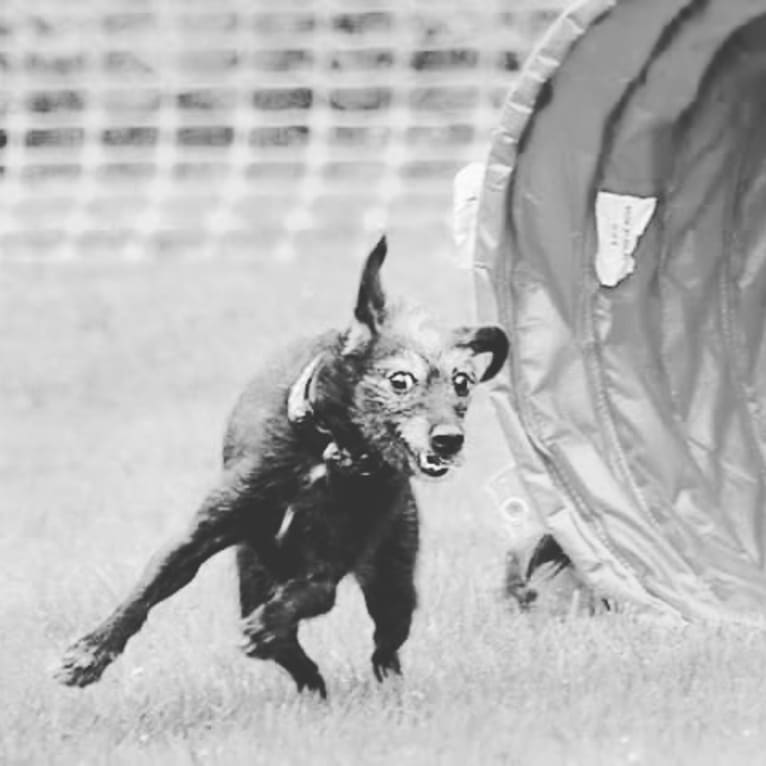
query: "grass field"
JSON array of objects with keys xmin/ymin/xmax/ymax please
[{"xmin": 4, "ymin": 235, "xmax": 766, "ymax": 765}]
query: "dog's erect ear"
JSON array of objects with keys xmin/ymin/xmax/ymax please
[
  {"xmin": 344, "ymin": 235, "xmax": 387, "ymax": 354},
  {"xmin": 450, "ymin": 325, "xmax": 509, "ymax": 381},
  {"xmin": 354, "ymin": 234, "xmax": 387, "ymax": 333}
]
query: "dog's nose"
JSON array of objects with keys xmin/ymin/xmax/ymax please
[{"xmin": 429, "ymin": 426, "xmax": 464, "ymax": 458}]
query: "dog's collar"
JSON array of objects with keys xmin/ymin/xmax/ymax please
[
  {"xmin": 287, "ymin": 353, "xmax": 328, "ymax": 434},
  {"xmin": 287, "ymin": 353, "xmax": 378, "ymax": 477}
]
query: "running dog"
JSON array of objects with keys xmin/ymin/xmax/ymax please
[{"xmin": 55, "ymin": 236, "xmax": 509, "ymax": 698}]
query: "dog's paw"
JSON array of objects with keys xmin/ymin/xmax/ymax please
[
  {"xmin": 54, "ymin": 637, "xmax": 118, "ymax": 687},
  {"xmin": 372, "ymin": 649, "xmax": 402, "ymax": 683},
  {"xmin": 296, "ymin": 670, "xmax": 327, "ymax": 699},
  {"xmin": 239, "ymin": 619, "xmax": 282, "ymax": 659}
]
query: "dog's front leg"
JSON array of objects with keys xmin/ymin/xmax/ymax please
[
  {"xmin": 55, "ymin": 464, "xmax": 252, "ymax": 687},
  {"xmin": 357, "ymin": 492, "xmax": 419, "ymax": 682}
]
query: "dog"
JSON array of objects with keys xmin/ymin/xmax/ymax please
[{"xmin": 54, "ymin": 236, "xmax": 509, "ymax": 698}]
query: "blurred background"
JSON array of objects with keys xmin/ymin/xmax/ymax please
[
  {"xmin": 1, "ymin": 0, "xmax": 571, "ymax": 727},
  {"xmin": 0, "ymin": 0, "xmax": 565, "ymax": 260},
  {"xmin": 0, "ymin": 3, "xmax": 585, "ymax": 758},
  {"xmin": 2, "ymin": 0, "xmax": 570, "ymax": 575},
  {"xmin": 1, "ymin": 0, "xmax": 572, "ymax": 633}
]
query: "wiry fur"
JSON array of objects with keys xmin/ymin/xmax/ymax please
[{"xmin": 54, "ymin": 236, "xmax": 509, "ymax": 698}]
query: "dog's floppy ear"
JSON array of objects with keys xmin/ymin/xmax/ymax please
[
  {"xmin": 450, "ymin": 325, "xmax": 509, "ymax": 381},
  {"xmin": 344, "ymin": 235, "xmax": 387, "ymax": 353}
]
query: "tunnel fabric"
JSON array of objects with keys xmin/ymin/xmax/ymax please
[{"xmin": 474, "ymin": 0, "xmax": 766, "ymax": 620}]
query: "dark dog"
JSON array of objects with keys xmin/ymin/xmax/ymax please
[{"xmin": 55, "ymin": 236, "xmax": 509, "ymax": 697}]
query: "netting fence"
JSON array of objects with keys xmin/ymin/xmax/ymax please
[{"xmin": 0, "ymin": 0, "xmax": 565, "ymax": 260}]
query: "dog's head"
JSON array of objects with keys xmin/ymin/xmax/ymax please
[{"xmin": 341, "ymin": 235, "xmax": 509, "ymax": 479}]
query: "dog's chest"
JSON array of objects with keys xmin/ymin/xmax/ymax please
[{"xmin": 274, "ymin": 472, "xmax": 404, "ymax": 573}]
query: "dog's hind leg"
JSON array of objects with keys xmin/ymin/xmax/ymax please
[
  {"xmin": 236, "ymin": 543, "xmax": 274, "ymax": 617},
  {"xmin": 256, "ymin": 626, "xmax": 327, "ymax": 698},
  {"xmin": 357, "ymin": 492, "xmax": 419, "ymax": 682},
  {"xmin": 240, "ymin": 574, "xmax": 336, "ymax": 697},
  {"xmin": 55, "ymin": 463, "xmax": 253, "ymax": 688},
  {"xmin": 236, "ymin": 545, "xmax": 327, "ymax": 696}
]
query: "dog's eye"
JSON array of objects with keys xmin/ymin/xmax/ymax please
[
  {"xmin": 452, "ymin": 372, "xmax": 474, "ymax": 397},
  {"xmin": 389, "ymin": 371, "xmax": 417, "ymax": 393}
]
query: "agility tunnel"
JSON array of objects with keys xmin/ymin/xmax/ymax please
[{"xmin": 474, "ymin": 0, "xmax": 766, "ymax": 621}]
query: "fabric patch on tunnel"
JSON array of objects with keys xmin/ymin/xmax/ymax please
[{"xmin": 595, "ymin": 191, "xmax": 657, "ymax": 287}]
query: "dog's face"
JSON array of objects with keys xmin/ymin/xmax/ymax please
[{"xmin": 343, "ymin": 236, "xmax": 509, "ymax": 479}]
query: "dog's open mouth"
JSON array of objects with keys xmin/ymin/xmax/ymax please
[{"xmin": 416, "ymin": 452, "xmax": 451, "ymax": 478}]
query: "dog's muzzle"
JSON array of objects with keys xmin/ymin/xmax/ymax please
[{"xmin": 410, "ymin": 425, "xmax": 463, "ymax": 478}]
